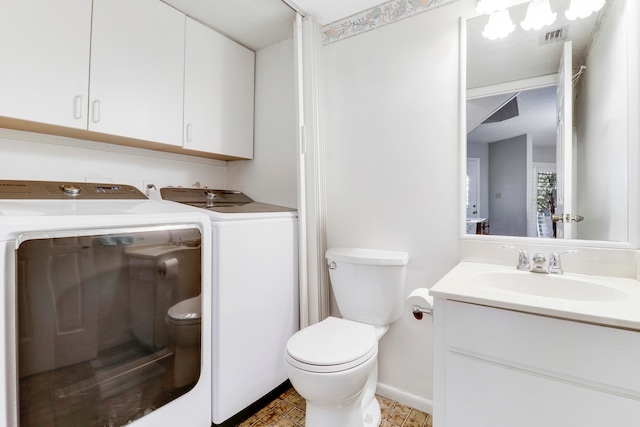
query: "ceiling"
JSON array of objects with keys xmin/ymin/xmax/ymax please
[
  {"xmin": 161, "ymin": 0, "xmax": 388, "ymax": 51},
  {"xmin": 466, "ymin": 0, "xmax": 608, "ymax": 149},
  {"xmin": 467, "ymin": 86, "xmax": 558, "ymax": 147},
  {"xmin": 161, "ymin": 0, "xmax": 295, "ymax": 50},
  {"xmin": 467, "ymin": 0, "xmax": 600, "ymax": 89}
]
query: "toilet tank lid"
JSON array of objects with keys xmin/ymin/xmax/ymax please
[{"xmin": 326, "ymin": 247, "xmax": 408, "ymax": 266}]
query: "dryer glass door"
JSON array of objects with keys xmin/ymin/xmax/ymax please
[{"xmin": 15, "ymin": 226, "xmax": 202, "ymax": 427}]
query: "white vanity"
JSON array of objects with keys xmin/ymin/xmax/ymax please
[
  {"xmin": 449, "ymin": 0, "xmax": 640, "ymax": 422},
  {"xmin": 430, "ymin": 262, "xmax": 640, "ymax": 426}
]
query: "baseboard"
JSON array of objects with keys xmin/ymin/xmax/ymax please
[{"xmin": 376, "ymin": 383, "xmax": 433, "ymax": 415}]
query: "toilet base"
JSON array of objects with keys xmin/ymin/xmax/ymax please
[
  {"xmin": 361, "ymin": 357, "xmax": 381, "ymax": 426},
  {"xmin": 174, "ymin": 345, "xmax": 200, "ymax": 388},
  {"xmin": 363, "ymin": 395, "xmax": 381, "ymax": 426},
  {"xmin": 305, "ymin": 392, "xmax": 365, "ymax": 427},
  {"xmin": 305, "ymin": 393, "xmax": 381, "ymax": 427},
  {"xmin": 290, "ymin": 357, "xmax": 381, "ymax": 427}
]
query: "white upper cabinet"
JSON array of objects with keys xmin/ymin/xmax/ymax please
[
  {"xmin": 89, "ymin": 0, "xmax": 185, "ymax": 146},
  {"xmin": 0, "ymin": 0, "xmax": 92, "ymax": 129},
  {"xmin": 184, "ymin": 17, "xmax": 255, "ymax": 159},
  {"xmin": 0, "ymin": 0, "xmax": 255, "ymax": 158}
]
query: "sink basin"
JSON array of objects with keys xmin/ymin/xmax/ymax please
[{"xmin": 473, "ymin": 271, "xmax": 630, "ymax": 302}]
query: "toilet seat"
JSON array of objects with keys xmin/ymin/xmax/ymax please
[
  {"xmin": 167, "ymin": 295, "xmax": 201, "ymax": 326},
  {"xmin": 286, "ymin": 317, "xmax": 377, "ymax": 373}
]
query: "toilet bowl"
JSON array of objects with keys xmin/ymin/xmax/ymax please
[
  {"xmin": 285, "ymin": 316, "xmax": 384, "ymax": 427},
  {"xmin": 167, "ymin": 295, "xmax": 202, "ymax": 387},
  {"xmin": 285, "ymin": 248, "xmax": 409, "ymax": 427}
]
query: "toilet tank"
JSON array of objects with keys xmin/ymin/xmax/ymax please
[{"xmin": 326, "ymin": 247, "xmax": 408, "ymax": 326}]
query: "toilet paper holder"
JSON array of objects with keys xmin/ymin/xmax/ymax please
[{"xmin": 412, "ymin": 304, "xmax": 432, "ymax": 320}]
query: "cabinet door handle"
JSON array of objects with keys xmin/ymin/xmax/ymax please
[
  {"xmin": 91, "ymin": 100, "xmax": 101, "ymax": 123},
  {"xmin": 73, "ymin": 95, "xmax": 83, "ymax": 120},
  {"xmin": 186, "ymin": 124, "xmax": 193, "ymax": 143}
]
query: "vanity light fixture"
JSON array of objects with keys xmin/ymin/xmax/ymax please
[
  {"xmin": 521, "ymin": 0, "xmax": 557, "ymax": 30},
  {"xmin": 565, "ymin": 0, "xmax": 605, "ymax": 20},
  {"xmin": 482, "ymin": 8, "xmax": 516, "ymax": 39}
]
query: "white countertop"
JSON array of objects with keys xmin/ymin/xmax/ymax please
[
  {"xmin": 466, "ymin": 218, "xmax": 487, "ymax": 223},
  {"xmin": 429, "ymin": 262, "xmax": 640, "ymax": 330}
]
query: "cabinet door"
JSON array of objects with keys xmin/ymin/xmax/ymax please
[
  {"xmin": 0, "ymin": 0, "xmax": 91, "ymax": 129},
  {"xmin": 446, "ymin": 353, "xmax": 640, "ymax": 426},
  {"xmin": 184, "ymin": 17, "xmax": 255, "ymax": 158},
  {"xmin": 89, "ymin": 0, "xmax": 185, "ymax": 146}
]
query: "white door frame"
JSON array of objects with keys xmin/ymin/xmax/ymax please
[{"xmin": 294, "ymin": 14, "xmax": 330, "ymax": 328}]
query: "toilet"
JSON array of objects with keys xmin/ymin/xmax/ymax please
[
  {"xmin": 126, "ymin": 243, "xmax": 201, "ymax": 351},
  {"xmin": 167, "ymin": 294, "xmax": 202, "ymax": 388},
  {"xmin": 285, "ymin": 247, "xmax": 408, "ymax": 427}
]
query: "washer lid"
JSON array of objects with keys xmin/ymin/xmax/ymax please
[
  {"xmin": 159, "ymin": 187, "xmax": 296, "ymax": 215},
  {"xmin": 286, "ymin": 317, "xmax": 377, "ymax": 368}
]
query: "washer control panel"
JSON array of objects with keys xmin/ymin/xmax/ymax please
[{"xmin": 0, "ymin": 180, "xmax": 147, "ymax": 199}]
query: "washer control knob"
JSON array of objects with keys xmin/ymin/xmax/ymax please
[{"xmin": 61, "ymin": 184, "xmax": 81, "ymax": 195}]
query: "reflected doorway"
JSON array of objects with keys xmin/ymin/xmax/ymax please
[{"xmin": 534, "ymin": 165, "xmax": 557, "ymax": 238}]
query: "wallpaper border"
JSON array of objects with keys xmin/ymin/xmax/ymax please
[{"xmin": 322, "ymin": 0, "xmax": 460, "ymax": 45}]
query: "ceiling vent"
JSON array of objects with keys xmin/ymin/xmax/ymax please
[{"xmin": 540, "ymin": 27, "xmax": 568, "ymax": 45}]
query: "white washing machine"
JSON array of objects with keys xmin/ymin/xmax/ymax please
[
  {"xmin": 0, "ymin": 180, "xmax": 213, "ymax": 427},
  {"xmin": 160, "ymin": 188, "xmax": 299, "ymax": 426}
]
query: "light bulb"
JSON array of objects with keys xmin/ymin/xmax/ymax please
[
  {"xmin": 482, "ymin": 9, "xmax": 516, "ymax": 40},
  {"xmin": 521, "ymin": 0, "xmax": 557, "ymax": 30},
  {"xmin": 565, "ymin": 0, "xmax": 605, "ymax": 20}
]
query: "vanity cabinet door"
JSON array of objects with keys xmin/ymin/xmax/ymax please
[
  {"xmin": 183, "ymin": 17, "xmax": 255, "ymax": 158},
  {"xmin": 0, "ymin": 0, "xmax": 91, "ymax": 129},
  {"xmin": 89, "ymin": 0, "xmax": 185, "ymax": 146},
  {"xmin": 435, "ymin": 300, "xmax": 640, "ymax": 426},
  {"xmin": 445, "ymin": 301, "xmax": 640, "ymax": 391},
  {"xmin": 446, "ymin": 353, "xmax": 640, "ymax": 427}
]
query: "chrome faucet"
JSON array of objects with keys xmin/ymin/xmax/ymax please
[
  {"xmin": 531, "ymin": 253, "xmax": 547, "ymax": 273},
  {"xmin": 504, "ymin": 246, "xmax": 578, "ymax": 274},
  {"xmin": 503, "ymin": 246, "xmax": 530, "ymax": 271},
  {"xmin": 548, "ymin": 250, "xmax": 578, "ymax": 274}
]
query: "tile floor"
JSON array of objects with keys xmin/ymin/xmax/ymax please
[{"xmin": 237, "ymin": 387, "xmax": 433, "ymax": 427}]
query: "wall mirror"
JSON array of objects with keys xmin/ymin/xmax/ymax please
[{"xmin": 464, "ymin": 0, "xmax": 632, "ymax": 243}]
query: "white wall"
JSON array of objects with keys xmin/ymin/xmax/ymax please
[
  {"xmin": 322, "ymin": 3, "xmax": 463, "ymax": 410},
  {"xmin": 0, "ymin": 128, "xmax": 227, "ymax": 192},
  {"xmin": 533, "ymin": 146, "xmax": 555, "ymax": 163},
  {"xmin": 227, "ymin": 38, "xmax": 298, "ymax": 208},
  {"xmin": 575, "ymin": 0, "xmax": 628, "ymax": 242},
  {"xmin": 467, "ymin": 141, "xmax": 489, "ymax": 218},
  {"xmin": 488, "ymin": 135, "xmax": 527, "ymax": 236}
]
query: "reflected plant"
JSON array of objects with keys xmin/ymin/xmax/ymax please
[{"xmin": 537, "ymin": 172, "xmax": 557, "ymax": 213}]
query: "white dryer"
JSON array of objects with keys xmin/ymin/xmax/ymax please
[
  {"xmin": 0, "ymin": 180, "xmax": 212, "ymax": 427},
  {"xmin": 160, "ymin": 188, "xmax": 299, "ymax": 426}
]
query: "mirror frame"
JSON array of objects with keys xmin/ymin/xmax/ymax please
[{"xmin": 458, "ymin": 0, "xmax": 640, "ymax": 249}]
